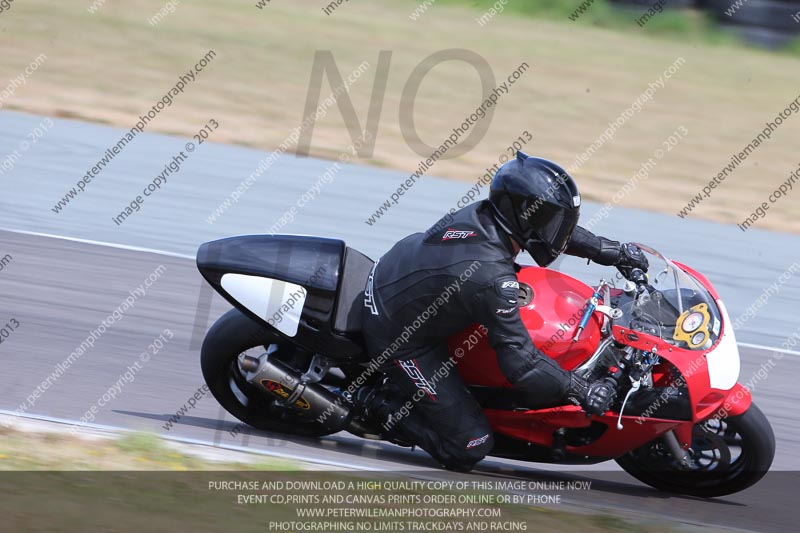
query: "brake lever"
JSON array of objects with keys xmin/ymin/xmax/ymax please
[{"xmin": 616, "ymin": 378, "xmax": 641, "ymax": 431}]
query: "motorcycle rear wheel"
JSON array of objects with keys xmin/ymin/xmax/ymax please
[
  {"xmin": 201, "ymin": 309, "xmax": 337, "ymax": 438},
  {"xmin": 615, "ymin": 403, "xmax": 775, "ymax": 498}
]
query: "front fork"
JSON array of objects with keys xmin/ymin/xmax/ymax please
[
  {"xmin": 662, "ymin": 430, "xmax": 694, "ymax": 469},
  {"xmin": 660, "ymin": 383, "xmax": 750, "ymax": 470}
]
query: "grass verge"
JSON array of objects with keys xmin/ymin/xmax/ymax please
[
  {"xmin": 1, "ymin": 0, "xmax": 798, "ymax": 231},
  {"xmin": 0, "ymin": 426, "xmax": 688, "ymax": 532}
]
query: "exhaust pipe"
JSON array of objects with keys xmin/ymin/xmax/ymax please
[{"xmin": 241, "ymin": 354, "xmax": 372, "ymax": 435}]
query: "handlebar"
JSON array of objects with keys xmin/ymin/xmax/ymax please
[{"xmin": 628, "ymin": 268, "xmax": 648, "ymax": 294}]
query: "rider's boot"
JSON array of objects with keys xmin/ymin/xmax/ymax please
[{"xmin": 354, "ymin": 385, "xmax": 415, "ymax": 447}]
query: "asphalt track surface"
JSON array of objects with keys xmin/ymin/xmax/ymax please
[
  {"xmin": 2, "ymin": 110, "xmax": 799, "ymax": 346},
  {"xmin": 1, "ymin": 227, "xmax": 799, "ymax": 531},
  {"xmin": 1, "ymin": 110, "xmax": 800, "ymax": 531}
]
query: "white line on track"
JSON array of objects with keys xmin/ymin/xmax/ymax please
[
  {"xmin": 0, "ymin": 409, "xmax": 387, "ymax": 472},
  {"xmin": 0, "ymin": 227, "xmax": 195, "ymax": 260},
  {"xmin": 0, "ymin": 412, "xmax": 745, "ymax": 531},
  {"xmin": 3, "ymin": 226, "xmax": 798, "ymax": 357},
  {"xmin": 737, "ymin": 342, "xmax": 800, "ymax": 357}
]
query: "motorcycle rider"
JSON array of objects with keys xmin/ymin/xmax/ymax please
[{"xmin": 360, "ymin": 152, "xmax": 649, "ymax": 472}]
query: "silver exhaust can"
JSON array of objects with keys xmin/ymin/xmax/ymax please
[{"xmin": 242, "ymin": 353, "xmax": 355, "ymax": 432}]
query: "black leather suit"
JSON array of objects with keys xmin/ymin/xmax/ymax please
[{"xmin": 361, "ymin": 200, "xmax": 613, "ymax": 470}]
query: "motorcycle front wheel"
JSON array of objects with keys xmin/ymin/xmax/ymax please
[{"xmin": 615, "ymin": 402, "xmax": 775, "ymax": 498}]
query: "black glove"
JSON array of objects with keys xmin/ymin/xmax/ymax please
[
  {"xmin": 616, "ymin": 243, "xmax": 649, "ymax": 279},
  {"xmin": 584, "ymin": 378, "xmax": 617, "ymax": 416},
  {"xmin": 567, "ymin": 374, "xmax": 617, "ymax": 416},
  {"xmin": 594, "ymin": 238, "xmax": 648, "ymax": 280}
]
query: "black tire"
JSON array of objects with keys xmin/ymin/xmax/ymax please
[
  {"xmin": 201, "ymin": 308, "xmax": 337, "ymax": 438},
  {"xmin": 615, "ymin": 403, "xmax": 776, "ymax": 498}
]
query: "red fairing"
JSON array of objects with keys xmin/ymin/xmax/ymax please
[
  {"xmin": 485, "ymin": 405, "xmax": 691, "ymax": 456},
  {"xmin": 443, "ymin": 256, "xmax": 762, "ymax": 466},
  {"xmin": 450, "ymin": 266, "xmax": 603, "ymax": 387}
]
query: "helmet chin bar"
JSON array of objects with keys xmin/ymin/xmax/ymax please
[
  {"xmin": 491, "ymin": 203, "xmax": 561, "ymax": 267},
  {"xmin": 525, "ymin": 237, "xmax": 558, "ymax": 267}
]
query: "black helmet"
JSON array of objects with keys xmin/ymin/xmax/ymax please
[{"xmin": 489, "ymin": 152, "xmax": 581, "ymax": 267}]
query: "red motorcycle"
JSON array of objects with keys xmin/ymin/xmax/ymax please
[{"xmin": 197, "ymin": 235, "xmax": 774, "ymax": 497}]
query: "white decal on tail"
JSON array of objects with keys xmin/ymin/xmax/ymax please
[{"xmin": 221, "ymin": 274, "xmax": 306, "ymax": 337}]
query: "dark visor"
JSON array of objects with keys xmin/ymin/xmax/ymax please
[{"xmin": 523, "ymin": 201, "xmax": 579, "ymax": 255}]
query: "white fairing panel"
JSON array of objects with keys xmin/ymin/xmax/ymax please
[
  {"xmin": 221, "ymin": 274, "xmax": 307, "ymax": 337},
  {"xmin": 705, "ymin": 300, "xmax": 740, "ymax": 390}
]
